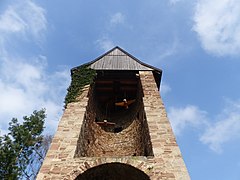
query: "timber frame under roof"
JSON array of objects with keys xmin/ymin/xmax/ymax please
[{"xmin": 71, "ymin": 46, "xmax": 162, "ymax": 89}]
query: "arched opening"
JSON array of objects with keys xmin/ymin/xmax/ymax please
[
  {"xmin": 75, "ymin": 70, "xmax": 154, "ymax": 157},
  {"xmin": 75, "ymin": 162, "xmax": 150, "ymax": 180},
  {"xmin": 94, "ymin": 70, "xmax": 139, "ymax": 133}
]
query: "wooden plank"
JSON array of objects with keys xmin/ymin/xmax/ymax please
[
  {"xmin": 90, "ymin": 51, "xmax": 154, "ymax": 70},
  {"xmin": 96, "ymin": 80, "xmax": 137, "ymax": 85}
]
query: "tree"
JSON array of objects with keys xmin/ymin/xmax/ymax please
[
  {"xmin": 25, "ymin": 134, "xmax": 53, "ymax": 179},
  {"xmin": 0, "ymin": 109, "xmax": 51, "ymax": 179}
]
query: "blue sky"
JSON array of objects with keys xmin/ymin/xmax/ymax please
[{"xmin": 0, "ymin": 0, "xmax": 240, "ymax": 179}]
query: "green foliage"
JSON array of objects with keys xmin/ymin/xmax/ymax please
[
  {"xmin": 0, "ymin": 109, "xmax": 46, "ymax": 179},
  {"xmin": 25, "ymin": 134, "xmax": 53, "ymax": 179},
  {"xmin": 64, "ymin": 65, "xmax": 96, "ymax": 107}
]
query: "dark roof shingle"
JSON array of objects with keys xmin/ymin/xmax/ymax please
[{"xmin": 72, "ymin": 46, "xmax": 162, "ymax": 73}]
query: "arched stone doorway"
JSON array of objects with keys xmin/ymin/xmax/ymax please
[{"xmin": 75, "ymin": 162, "xmax": 150, "ymax": 180}]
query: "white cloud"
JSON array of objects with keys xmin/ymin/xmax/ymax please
[
  {"xmin": 0, "ymin": 7, "xmax": 26, "ymax": 33},
  {"xmin": 200, "ymin": 99, "xmax": 240, "ymax": 153},
  {"xmin": 169, "ymin": 99, "xmax": 240, "ymax": 153},
  {"xmin": 0, "ymin": 0, "xmax": 70, "ymax": 135},
  {"xmin": 95, "ymin": 12, "xmax": 125, "ymax": 51},
  {"xmin": 158, "ymin": 39, "xmax": 179, "ymax": 60},
  {"xmin": 160, "ymin": 82, "xmax": 171, "ymax": 95},
  {"xmin": 193, "ymin": 0, "xmax": 240, "ymax": 56},
  {"xmin": 0, "ymin": 0, "xmax": 47, "ymax": 44},
  {"xmin": 96, "ymin": 37, "xmax": 115, "ymax": 51},
  {"xmin": 110, "ymin": 12, "xmax": 125, "ymax": 25},
  {"xmin": 168, "ymin": 105, "xmax": 208, "ymax": 136},
  {"xmin": 0, "ymin": 56, "xmax": 70, "ymax": 134},
  {"xmin": 169, "ymin": 0, "xmax": 181, "ymax": 5}
]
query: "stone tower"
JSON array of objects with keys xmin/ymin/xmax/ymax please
[{"xmin": 38, "ymin": 47, "xmax": 190, "ymax": 179}]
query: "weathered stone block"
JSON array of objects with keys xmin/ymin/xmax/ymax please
[{"xmin": 38, "ymin": 70, "xmax": 189, "ymax": 180}]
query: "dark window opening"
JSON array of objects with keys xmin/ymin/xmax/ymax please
[
  {"xmin": 114, "ymin": 127, "xmax": 123, "ymax": 133},
  {"xmin": 75, "ymin": 162, "xmax": 150, "ymax": 180}
]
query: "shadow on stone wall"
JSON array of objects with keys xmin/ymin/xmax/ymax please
[
  {"xmin": 75, "ymin": 79, "xmax": 153, "ymax": 157},
  {"xmin": 75, "ymin": 162, "xmax": 150, "ymax": 180}
]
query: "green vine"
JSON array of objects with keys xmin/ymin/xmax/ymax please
[{"xmin": 64, "ymin": 65, "xmax": 96, "ymax": 108}]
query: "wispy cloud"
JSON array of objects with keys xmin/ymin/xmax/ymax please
[
  {"xmin": 160, "ymin": 82, "xmax": 171, "ymax": 95},
  {"xmin": 168, "ymin": 105, "xmax": 208, "ymax": 136},
  {"xmin": 110, "ymin": 12, "xmax": 125, "ymax": 25},
  {"xmin": 0, "ymin": 0, "xmax": 47, "ymax": 43},
  {"xmin": 95, "ymin": 37, "xmax": 115, "ymax": 51},
  {"xmin": 0, "ymin": 57, "xmax": 70, "ymax": 134},
  {"xmin": 95, "ymin": 12, "xmax": 126, "ymax": 51},
  {"xmin": 193, "ymin": 0, "xmax": 240, "ymax": 56},
  {"xmin": 200, "ymin": 99, "xmax": 240, "ymax": 153},
  {"xmin": 169, "ymin": 99, "xmax": 240, "ymax": 153},
  {"xmin": 158, "ymin": 38, "xmax": 179, "ymax": 60},
  {"xmin": 0, "ymin": 0, "xmax": 69, "ymax": 135},
  {"xmin": 169, "ymin": 0, "xmax": 182, "ymax": 5}
]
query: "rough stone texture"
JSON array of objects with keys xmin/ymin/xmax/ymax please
[
  {"xmin": 37, "ymin": 71, "xmax": 190, "ymax": 180},
  {"xmin": 75, "ymin": 162, "xmax": 150, "ymax": 180},
  {"xmin": 139, "ymin": 71, "xmax": 190, "ymax": 179},
  {"xmin": 74, "ymin": 80, "xmax": 153, "ymax": 157}
]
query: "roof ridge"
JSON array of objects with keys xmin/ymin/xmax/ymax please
[{"xmin": 71, "ymin": 46, "xmax": 162, "ymax": 74}]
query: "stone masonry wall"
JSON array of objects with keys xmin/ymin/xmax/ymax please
[
  {"xmin": 75, "ymin": 81, "xmax": 152, "ymax": 157},
  {"xmin": 139, "ymin": 71, "xmax": 190, "ymax": 179},
  {"xmin": 37, "ymin": 71, "xmax": 190, "ymax": 180}
]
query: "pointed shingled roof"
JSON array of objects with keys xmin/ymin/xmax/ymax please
[{"xmin": 72, "ymin": 46, "xmax": 162, "ymax": 73}]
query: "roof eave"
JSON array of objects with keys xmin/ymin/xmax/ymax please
[{"xmin": 71, "ymin": 46, "xmax": 162, "ymax": 75}]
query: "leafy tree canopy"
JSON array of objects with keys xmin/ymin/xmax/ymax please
[{"xmin": 0, "ymin": 109, "xmax": 47, "ymax": 179}]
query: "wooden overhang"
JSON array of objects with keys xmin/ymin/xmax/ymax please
[{"xmin": 71, "ymin": 46, "xmax": 162, "ymax": 89}]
